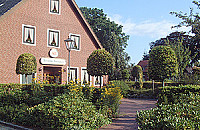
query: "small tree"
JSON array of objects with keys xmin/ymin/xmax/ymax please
[
  {"xmin": 131, "ymin": 65, "xmax": 143, "ymax": 88},
  {"xmin": 16, "ymin": 53, "xmax": 37, "ymax": 84},
  {"xmin": 87, "ymin": 49, "xmax": 114, "ymax": 87},
  {"xmin": 121, "ymin": 69, "xmax": 130, "ymax": 81},
  {"xmin": 170, "ymin": 38, "xmax": 191, "ymax": 81},
  {"xmin": 148, "ymin": 46, "xmax": 178, "ymax": 86}
]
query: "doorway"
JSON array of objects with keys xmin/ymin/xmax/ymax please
[{"xmin": 43, "ymin": 66, "xmax": 62, "ymax": 84}]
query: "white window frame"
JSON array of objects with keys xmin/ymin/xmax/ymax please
[
  {"xmin": 47, "ymin": 29, "xmax": 60, "ymax": 48},
  {"xmin": 94, "ymin": 76, "xmax": 103, "ymax": 87},
  {"xmin": 22, "ymin": 24, "xmax": 36, "ymax": 46},
  {"xmin": 69, "ymin": 33, "xmax": 81, "ymax": 51},
  {"xmin": 49, "ymin": 0, "xmax": 61, "ymax": 15},
  {"xmin": 20, "ymin": 73, "xmax": 37, "ymax": 84},
  {"xmin": 67, "ymin": 66, "xmax": 79, "ymax": 84},
  {"xmin": 81, "ymin": 67, "xmax": 92, "ymax": 86}
]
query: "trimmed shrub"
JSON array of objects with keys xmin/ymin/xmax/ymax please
[
  {"xmin": 158, "ymin": 85, "xmax": 200, "ymax": 105},
  {"xmin": 127, "ymin": 88, "xmax": 158, "ymax": 99},
  {"xmin": 131, "ymin": 65, "xmax": 143, "ymax": 88},
  {"xmin": 137, "ymin": 93, "xmax": 200, "ymax": 129}
]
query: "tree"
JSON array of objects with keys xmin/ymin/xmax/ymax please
[
  {"xmin": 80, "ymin": 7, "xmax": 130, "ymax": 77},
  {"xmin": 142, "ymin": 52, "xmax": 149, "ymax": 60},
  {"xmin": 131, "ymin": 65, "xmax": 143, "ymax": 88},
  {"xmin": 149, "ymin": 32, "xmax": 192, "ymax": 50},
  {"xmin": 170, "ymin": 38, "xmax": 191, "ymax": 81},
  {"xmin": 148, "ymin": 46, "xmax": 178, "ymax": 83},
  {"xmin": 170, "ymin": 1, "xmax": 200, "ymax": 64},
  {"xmin": 16, "ymin": 53, "xmax": 37, "ymax": 84},
  {"xmin": 87, "ymin": 49, "xmax": 114, "ymax": 87},
  {"xmin": 121, "ymin": 69, "xmax": 130, "ymax": 81}
]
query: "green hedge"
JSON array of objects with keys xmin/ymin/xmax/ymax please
[
  {"xmin": 137, "ymin": 93, "xmax": 200, "ymax": 129},
  {"xmin": 125, "ymin": 81, "xmax": 181, "ymax": 90},
  {"xmin": 137, "ymin": 85, "xmax": 200, "ymax": 129},
  {"xmin": 158, "ymin": 85, "xmax": 200, "ymax": 105}
]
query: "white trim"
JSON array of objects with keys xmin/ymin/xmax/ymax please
[
  {"xmin": 69, "ymin": 33, "xmax": 81, "ymax": 51},
  {"xmin": 81, "ymin": 67, "xmax": 92, "ymax": 86},
  {"xmin": 49, "ymin": 0, "xmax": 61, "ymax": 15},
  {"xmin": 20, "ymin": 74, "xmax": 22, "ymax": 84},
  {"xmin": 22, "ymin": 24, "xmax": 36, "ymax": 46},
  {"xmin": 94, "ymin": 76, "xmax": 103, "ymax": 87},
  {"xmin": 47, "ymin": 28, "xmax": 60, "ymax": 48},
  {"xmin": 67, "ymin": 66, "xmax": 79, "ymax": 84}
]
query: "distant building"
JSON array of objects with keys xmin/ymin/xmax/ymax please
[{"xmin": 137, "ymin": 60, "xmax": 149, "ymax": 81}]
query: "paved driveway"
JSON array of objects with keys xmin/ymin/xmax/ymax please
[{"xmin": 100, "ymin": 98, "xmax": 157, "ymax": 130}]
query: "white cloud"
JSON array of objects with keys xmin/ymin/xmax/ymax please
[{"xmin": 109, "ymin": 14, "xmax": 192, "ymax": 39}]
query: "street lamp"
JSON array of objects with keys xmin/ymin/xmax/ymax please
[{"xmin": 64, "ymin": 37, "xmax": 74, "ymax": 83}]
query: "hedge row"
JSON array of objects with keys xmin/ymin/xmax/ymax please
[
  {"xmin": 158, "ymin": 85, "xmax": 200, "ymax": 105},
  {"xmin": 136, "ymin": 85, "xmax": 200, "ymax": 129}
]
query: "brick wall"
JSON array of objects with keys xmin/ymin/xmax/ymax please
[{"xmin": 0, "ymin": 0, "xmax": 102, "ymax": 84}]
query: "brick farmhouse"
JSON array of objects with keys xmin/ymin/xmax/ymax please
[{"xmin": 0, "ymin": 0, "xmax": 106, "ymax": 86}]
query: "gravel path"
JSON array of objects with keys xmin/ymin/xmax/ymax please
[{"xmin": 100, "ymin": 98, "xmax": 157, "ymax": 130}]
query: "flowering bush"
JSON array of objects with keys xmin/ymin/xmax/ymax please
[
  {"xmin": 0, "ymin": 82, "xmax": 122, "ymax": 129},
  {"xmin": 23, "ymin": 91, "xmax": 111, "ymax": 129}
]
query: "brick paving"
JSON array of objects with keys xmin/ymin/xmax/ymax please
[{"xmin": 100, "ymin": 98, "xmax": 157, "ymax": 130}]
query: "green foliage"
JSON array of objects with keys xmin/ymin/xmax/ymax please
[
  {"xmin": 137, "ymin": 92, "xmax": 200, "ymax": 129},
  {"xmin": 170, "ymin": 1, "xmax": 200, "ymax": 64},
  {"xmin": 127, "ymin": 88, "xmax": 158, "ymax": 99},
  {"xmin": 149, "ymin": 46, "xmax": 178, "ymax": 81},
  {"xmin": 121, "ymin": 69, "xmax": 130, "ymax": 80},
  {"xmin": 131, "ymin": 65, "xmax": 143, "ymax": 88},
  {"xmin": 24, "ymin": 92, "xmax": 110, "ymax": 129},
  {"xmin": 0, "ymin": 83, "xmax": 123, "ymax": 129},
  {"xmin": 169, "ymin": 38, "xmax": 191, "ymax": 81},
  {"xmin": 80, "ymin": 7, "xmax": 130, "ymax": 75},
  {"xmin": 16, "ymin": 53, "xmax": 37, "ymax": 75},
  {"xmin": 109, "ymin": 80, "xmax": 130, "ymax": 97},
  {"xmin": 87, "ymin": 49, "xmax": 114, "ymax": 76},
  {"xmin": 157, "ymin": 85, "xmax": 200, "ymax": 105}
]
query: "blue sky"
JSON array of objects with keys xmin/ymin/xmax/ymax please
[{"xmin": 75, "ymin": 0, "xmax": 195, "ymax": 64}]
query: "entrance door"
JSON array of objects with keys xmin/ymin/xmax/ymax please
[{"xmin": 43, "ymin": 66, "xmax": 62, "ymax": 84}]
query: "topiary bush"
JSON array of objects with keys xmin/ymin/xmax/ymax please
[
  {"xmin": 16, "ymin": 53, "xmax": 37, "ymax": 75},
  {"xmin": 148, "ymin": 46, "xmax": 178, "ymax": 82},
  {"xmin": 87, "ymin": 49, "xmax": 114, "ymax": 87}
]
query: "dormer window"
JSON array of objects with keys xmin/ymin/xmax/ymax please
[{"xmin": 50, "ymin": 0, "xmax": 60, "ymax": 14}]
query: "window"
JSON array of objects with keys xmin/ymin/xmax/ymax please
[
  {"xmin": 68, "ymin": 67, "xmax": 79, "ymax": 83},
  {"xmin": 22, "ymin": 24, "xmax": 36, "ymax": 46},
  {"xmin": 47, "ymin": 29, "xmax": 60, "ymax": 48},
  {"xmin": 49, "ymin": 0, "xmax": 60, "ymax": 14},
  {"xmin": 70, "ymin": 33, "xmax": 80, "ymax": 51},
  {"xmin": 81, "ymin": 68, "xmax": 91, "ymax": 86},
  {"xmin": 20, "ymin": 73, "xmax": 36, "ymax": 84},
  {"xmin": 94, "ymin": 76, "xmax": 103, "ymax": 86}
]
